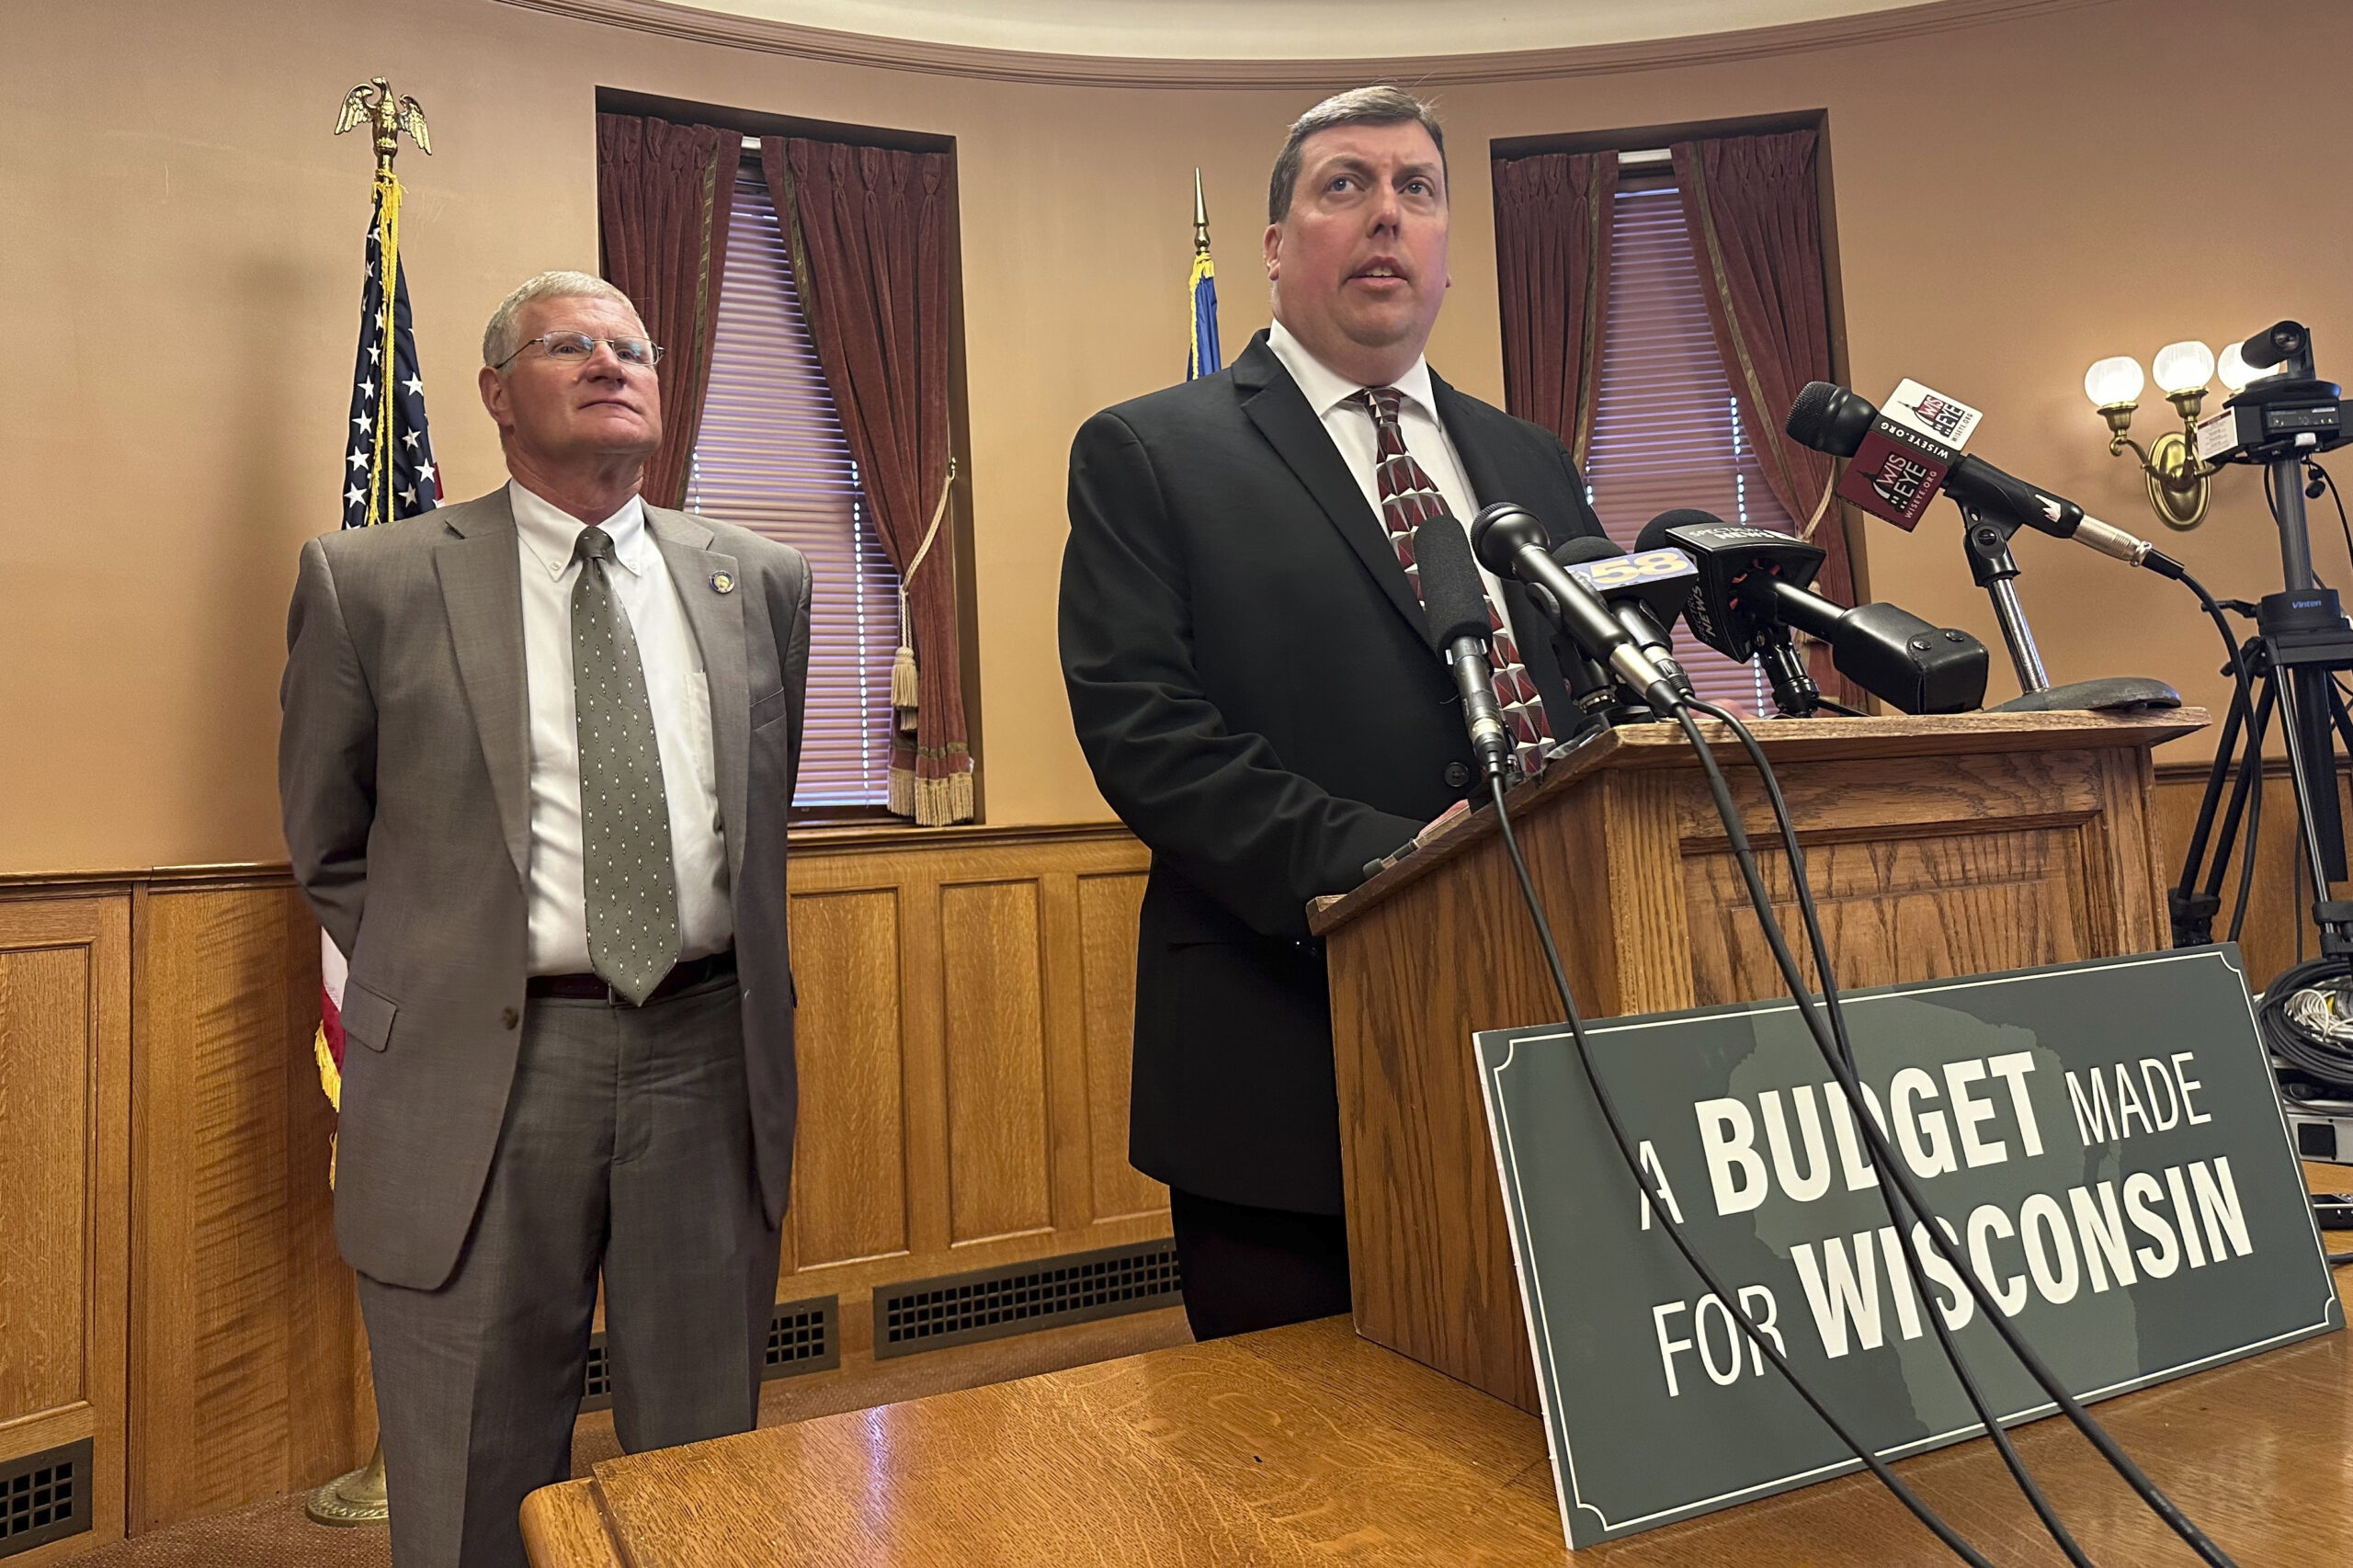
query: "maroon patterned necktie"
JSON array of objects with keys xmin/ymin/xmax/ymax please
[{"xmin": 1358, "ymin": 386, "xmax": 1553, "ymax": 777}]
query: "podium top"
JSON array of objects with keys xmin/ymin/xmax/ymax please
[{"xmin": 1307, "ymin": 707, "xmax": 2205, "ymax": 937}]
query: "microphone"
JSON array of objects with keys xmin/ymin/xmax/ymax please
[
  {"xmin": 1634, "ymin": 510, "xmax": 1990, "ymax": 715},
  {"xmin": 1468, "ymin": 504, "xmax": 1687, "ymax": 714},
  {"xmin": 1551, "ymin": 535, "xmax": 1698, "ymax": 702},
  {"xmin": 1786, "ymin": 381, "xmax": 2186, "ymax": 578},
  {"xmin": 1412, "ymin": 517, "xmax": 1514, "ymax": 781}
]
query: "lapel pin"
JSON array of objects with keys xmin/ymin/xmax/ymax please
[{"xmin": 710, "ymin": 570, "xmax": 736, "ymax": 595}]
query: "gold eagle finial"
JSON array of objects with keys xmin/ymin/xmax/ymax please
[{"xmin": 335, "ymin": 77, "xmax": 430, "ymax": 170}]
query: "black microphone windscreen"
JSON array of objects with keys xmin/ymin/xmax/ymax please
[
  {"xmin": 1552, "ymin": 535, "xmax": 1626, "ymax": 566},
  {"xmin": 1634, "ymin": 508, "xmax": 1726, "ymax": 554},
  {"xmin": 1413, "ymin": 520, "xmax": 1495, "ymax": 650},
  {"xmin": 1784, "ymin": 381, "xmax": 1876, "ymax": 459}
]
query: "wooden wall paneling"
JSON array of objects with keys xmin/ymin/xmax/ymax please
[
  {"xmin": 770, "ymin": 826, "xmax": 1155, "ymax": 1364},
  {"xmin": 129, "ymin": 881, "xmax": 358, "ymax": 1532},
  {"xmin": 1035, "ymin": 871, "xmax": 1095, "ymax": 1234},
  {"xmin": 0, "ymin": 893, "xmax": 130, "ymax": 1562},
  {"xmin": 938, "ymin": 878, "xmax": 1052, "ymax": 1244},
  {"xmin": 1074, "ymin": 871, "xmax": 1161, "ymax": 1222},
  {"xmin": 778, "ymin": 888, "xmax": 911, "ymax": 1275}
]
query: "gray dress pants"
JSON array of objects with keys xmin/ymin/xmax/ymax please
[{"xmin": 357, "ymin": 973, "xmax": 782, "ymax": 1568}]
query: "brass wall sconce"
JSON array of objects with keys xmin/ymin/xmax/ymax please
[{"xmin": 2083, "ymin": 340, "xmax": 2272, "ymax": 530}]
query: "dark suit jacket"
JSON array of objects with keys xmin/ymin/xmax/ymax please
[
  {"xmin": 279, "ymin": 487, "xmax": 812, "ymax": 1290},
  {"xmin": 1060, "ymin": 331, "xmax": 1606, "ymax": 1214}
]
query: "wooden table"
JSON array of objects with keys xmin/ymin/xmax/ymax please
[{"xmin": 527, "ymin": 1171, "xmax": 2353, "ymax": 1566}]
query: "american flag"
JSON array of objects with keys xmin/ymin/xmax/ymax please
[
  {"xmin": 317, "ymin": 168, "xmax": 439, "ymax": 1149},
  {"xmin": 342, "ymin": 178, "xmax": 440, "ymax": 528}
]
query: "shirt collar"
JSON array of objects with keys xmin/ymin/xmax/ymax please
[
  {"xmin": 508, "ymin": 480, "xmax": 651, "ymax": 581},
  {"xmin": 1267, "ymin": 318, "xmax": 1438, "ymax": 423}
]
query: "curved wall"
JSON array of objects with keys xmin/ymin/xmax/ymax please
[{"xmin": 2, "ymin": 0, "xmax": 2346, "ymax": 869}]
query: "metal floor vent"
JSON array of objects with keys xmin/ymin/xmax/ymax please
[
  {"xmin": 0, "ymin": 1438, "xmax": 91, "ymax": 1559},
  {"xmin": 874, "ymin": 1239, "xmax": 1182, "ymax": 1358},
  {"xmin": 580, "ymin": 1296, "xmax": 838, "ymax": 1413}
]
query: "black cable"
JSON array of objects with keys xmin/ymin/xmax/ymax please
[
  {"xmin": 2258, "ymin": 957, "xmax": 2353, "ymax": 1089},
  {"xmin": 1672, "ymin": 700, "xmax": 2241, "ymax": 1568},
  {"xmin": 2315, "ymin": 459, "xmax": 2352, "ymax": 572},
  {"xmin": 1685, "ymin": 700, "xmax": 2096, "ymax": 1567},
  {"xmin": 1482, "ymin": 770, "xmax": 2002, "ymax": 1567}
]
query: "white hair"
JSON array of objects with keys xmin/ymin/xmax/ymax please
[{"xmin": 482, "ymin": 270, "xmax": 641, "ymax": 367}]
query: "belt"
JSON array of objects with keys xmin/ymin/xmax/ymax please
[{"xmin": 527, "ymin": 949, "xmax": 737, "ymax": 1006}]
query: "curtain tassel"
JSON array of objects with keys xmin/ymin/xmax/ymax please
[
  {"xmin": 892, "ymin": 596, "xmax": 920, "ymax": 713},
  {"xmin": 891, "ymin": 457, "xmax": 956, "ymax": 732}
]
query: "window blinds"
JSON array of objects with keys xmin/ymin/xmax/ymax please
[
  {"xmin": 1583, "ymin": 180, "xmax": 1805, "ymax": 717},
  {"xmin": 686, "ymin": 162, "xmax": 904, "ymax": 809}
]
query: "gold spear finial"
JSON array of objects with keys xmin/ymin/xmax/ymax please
[
  {"xmin": 1192, "ymin": 169, "xmax": 1211, "ymax": 257},
  {"xmin": 335, "ymin": 76, "xmax": 431, "ymax": 171}
]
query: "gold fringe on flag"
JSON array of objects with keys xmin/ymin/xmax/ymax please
[{"xmin": 364, "ymin": 167, "xmax": 404, "ymax": 529}]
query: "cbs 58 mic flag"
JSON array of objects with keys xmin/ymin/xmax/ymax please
[{"xmin": 317, "ymin": 163, "xmax": 440, "ymax": 1166}]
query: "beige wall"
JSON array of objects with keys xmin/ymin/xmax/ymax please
[{"xmin": 4, "ymin": 0, "xmax": 2347, "ymax": 872}]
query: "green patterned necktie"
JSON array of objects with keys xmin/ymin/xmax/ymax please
[{"xmin": 571, "ymin": 524, "xmax": 679, "ymax": 1005}]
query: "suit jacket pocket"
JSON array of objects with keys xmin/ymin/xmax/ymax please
[
  {"xmin": 750, "ymin": 685, "xmax": 795, "ymax": 732},
  {"xmin": 340, "ymin": 978, "xmax": 399, "ymax": 1053}
]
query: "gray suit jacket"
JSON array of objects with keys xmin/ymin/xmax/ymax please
[{"xmin": 279, "ymin": 486, "xmax": 811, "ymax": 1290}]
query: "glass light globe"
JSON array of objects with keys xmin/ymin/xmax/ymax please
[
  {"xmin": 2084, "ymin": 356, "xmax": 2144, "ymax": 407},
  {"xmin": 2218, "ymin": 342, "xmax": 2273, "ymax": 392},
  {"xmin": 2153, "ymin": 339, "xmax": 2216, "ymax": 395}
]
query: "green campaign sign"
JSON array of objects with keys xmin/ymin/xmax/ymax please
[{"xmin": 1476, "ymin": 946, "xmax": 2339, "ymax": 1550}]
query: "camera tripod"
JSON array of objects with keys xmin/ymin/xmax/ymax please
[{"xmin": 2168, "ymin": 569, "xmax": 2353, "ymax": 958}]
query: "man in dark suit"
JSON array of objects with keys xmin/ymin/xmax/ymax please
[
  {"xmin": 280, "ymin": 271, "xmax": 809, "ymax": 1568},
  {"xmin": 1060, "ymin": 87, "xmax": 1608, "ymax": 1339}
]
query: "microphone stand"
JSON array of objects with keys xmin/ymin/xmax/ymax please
[{"xmin": 1956, "ymin": 504, "xmax": 2052, "ymax": 693}]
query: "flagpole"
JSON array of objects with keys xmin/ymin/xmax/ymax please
[
  {"xmin": 308, "ymin": 74, "xmax": 431, "ymax": 1533},
  {"xmin": 1187, "ymin": 170, "xmax": 1222, "ymax": 381}
]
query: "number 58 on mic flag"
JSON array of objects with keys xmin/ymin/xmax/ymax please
[{"xmin": 1833, "ymin": 379, "xmax": 1983, "ymax": 530}]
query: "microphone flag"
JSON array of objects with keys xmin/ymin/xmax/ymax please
[
  {"xmin": 1187, "ymin": 169, "xmax": 1222, "ymax": 380},
  {"xmin": 1832, "ymin": 379, "xmax": 1982, "ymax": 531},
  {"xmin": 318, "ymin": 146, "xmax": 442, "ymax": 1175}
]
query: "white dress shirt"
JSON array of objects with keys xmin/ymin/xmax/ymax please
[
  {"xmin": 1264, "ymin": 320, "xmax": 1513, "ymax": 613},
  {"xmin": 509, "ymin": 481, "xmax": 732, "ymax": 976}
]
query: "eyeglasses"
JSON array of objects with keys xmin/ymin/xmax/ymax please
[{"xmin": 493, "ymin": 331, "xmax": 664, "ymax": 370}]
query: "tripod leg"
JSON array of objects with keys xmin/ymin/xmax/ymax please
[
  {"xmin": 2178, "ymin": 653, "xmax": 2254, "ymax": 895},
  {"xmin": 2206, "ymin": 681, "xmax": 2272, "ymax": 903},
  {"xmin": 2296, "ymin": 665, "xmax": 2348, "ymax": 883},
  {"xmin": 2225, "ymin": 682, "xmax": 2275, "ymax": 946}
]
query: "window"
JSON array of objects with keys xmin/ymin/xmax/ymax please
[
  {"xmin": 1582, "ymin": 176, "xmax": 1802, "ymax": 716},
  {"xmin": 685, "ymin": 157, "xmax": 904, "ymax": 810}
]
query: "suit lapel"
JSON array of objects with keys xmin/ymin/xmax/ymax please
[
  {"xmin": 647, "ymin": 508, "xmax": 749, "ymax": 892},
  {"xmin": 1235, "ymin": 335, "xmax": 1428, "ymax": 643},
  {"xmin": 432, "ymin": 490, "xmax": 531, "ymax": 884}
]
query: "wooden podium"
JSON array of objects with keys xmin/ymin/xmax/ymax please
[{"xmin": 1308, "ymin": 710, "xmax": 2204, "ymax": 1414}]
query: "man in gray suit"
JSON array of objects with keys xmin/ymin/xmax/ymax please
[{"xmin": 280, "ymin": 269, "xmax": 810, "ymax": 1568}]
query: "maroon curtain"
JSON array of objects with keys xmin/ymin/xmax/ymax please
[
  {"xmin": 763, "ymin": 136, "xmax": 971, "ymax": 824},
  {"xmin": 1493, "ymin": 151, "xmax": 1618, "ymax": 467},
  {"xmin": 1671, "ymin": 130, "xmax": 1862, "ymax": 705},
  {"xmin": 596, "ymin": 113, "xmax": 736, "ymax": 509}
]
